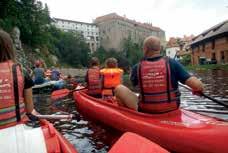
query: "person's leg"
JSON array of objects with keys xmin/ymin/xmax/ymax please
[{"xmin": 114, "ymin": 85, "xmax": 138, "ymax": 111}]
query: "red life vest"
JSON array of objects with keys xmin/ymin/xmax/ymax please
[
  {"xmin": 87, "ymin": 67, "xmax": 102, "ymax": 95},
  {"xmin": 0, "ymin": 60, "xmax": 26, "ymax": 129},
  {"xmin": 138, "ymin": 57, "xmax": 180, "ymax": 113}
]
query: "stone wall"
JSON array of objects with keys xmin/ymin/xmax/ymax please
[{"xmin": 59, "ymin": 68, "xmax": 87, "ymax": 77}]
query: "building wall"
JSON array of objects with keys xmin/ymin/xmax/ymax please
[
  {"xmin": 53, "ymin": 18, "xmax": 100, "ymax": 53},
  {"xmin": 191, "ymin": 37, "xmax": 228, "ymax": 65},
  {"xmin": 166, "ymin": 47, "xmax": 180, "ymax": 58},
  {"xmin": 96, "ymin": 18, "xmax": 166, "ymax": 51}
]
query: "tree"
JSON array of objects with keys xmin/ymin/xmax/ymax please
[
  {"xmin": 54, "ymin": 31, "xmax": 89, "ymax": 67},
  {"xmin": 122, "ymin": 36, "xmax": 143, "ymax": 65}
]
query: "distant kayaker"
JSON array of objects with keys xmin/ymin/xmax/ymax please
[
  {"xmin": 33, "ymin": 60, "xmax": 46, "ymax": 84},
  {"xmin": 115, "ymin": 36, "xmax": 204, "ymax": 113},
  {"xmin": 85, "ymin": 57, "xmax": 102, "ymax": 98},
  {"xmin": 100, "ymin": 57, "xmax": 123, "ymax": 99},
  {"xmin": 50, "ymin": 66, "xmax": 61, "ymax": 81},
  {"xmin": 0, "ymin": 30, "xmax": 38, "ymax": 129}
]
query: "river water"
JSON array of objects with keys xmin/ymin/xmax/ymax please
[{"xmin": 33, "ymin": 69, "xmax": 228, "ymax": 153}]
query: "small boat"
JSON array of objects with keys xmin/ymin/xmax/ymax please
[
  {"xmin": 109, "ymin": 132, "xmax": 169, "ymax": 153},
  {"xmin": 32, "ymin": 81, "xmax": 55, "ymax": 94},
  {"xmin": 32, "ymin": 80, "xmax": 65, "ymax": 94},
  {"xmin": 0, "ymin": 119, "xmax": 78, "ymax": 153},
  {"xmin": 74, "ymin": 90, "xmax": 228, "ymax": 153}
]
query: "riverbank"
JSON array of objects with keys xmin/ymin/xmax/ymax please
[{"xmin": 185, "ymin": 64, "xmax": 228, "ymax": 71}]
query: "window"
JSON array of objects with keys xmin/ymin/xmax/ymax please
[
  {"xmin": 212, "ymin": 53, "xmax": 216, "ymax": 60},
  {"xmin": 221, "ymin": 51, "xmax": 225, "ymax": 61},
  {"xmin": 202, "ymin": 44, "xmax": 205, "ymax": 52},
  {"xmin": 212, "ymin": 40, "xmax": 215, "ymax": 50}
]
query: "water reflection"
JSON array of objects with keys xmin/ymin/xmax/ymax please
[
  {"xmin": 33, "ymin": 94, "xmax": 120, "ymax": 153},
  {"xmin": 33, "ymin": 69, "xmax": 228, "ymax": 153}
]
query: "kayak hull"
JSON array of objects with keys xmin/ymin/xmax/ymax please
[
  {"xmin": 40, "ymin": 119, "xmax": 78, "ymax": 153},
  {"xmin": 0, "ymin": 120, "xmax": 77, "ymax": 153},
  {"xmin": 74, "ymin": 90, "xmax": 228, "ymax": 153},
  {"xmin": 109, "ymin": 132, "xmax": 169, "ymax": 153}
]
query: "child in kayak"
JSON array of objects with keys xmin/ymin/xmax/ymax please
[
  {"xmin": 100, "ymin": 58, "xmax": 123, "ymax": 99},
  {"xmin": 85, "ymin": 57, "xmax": 102, "ymax": 98},
  {"xmin": 115, "ymin": 36, "xmax": 204, "ymax": 113}
]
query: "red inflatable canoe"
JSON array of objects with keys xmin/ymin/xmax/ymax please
[
  {"xmin": 74, "ymin": 90, "xmax": 228, "ymax": 153},
  {"xmin": 109, "ymin": 132, "xmax": 169, "ymax": 153},
  {"xmin": 0, "ymin": 119, "xmax": 78, "ymax": 153}
]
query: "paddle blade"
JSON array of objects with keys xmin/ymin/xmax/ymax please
[{"xmin": 51, "ymin": 89, "xmax": 71, "ymax": 100}]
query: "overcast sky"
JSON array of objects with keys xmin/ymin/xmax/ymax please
[{"xmin": 40, "ymin": 0, "xmax": 228, "ymax": 40}]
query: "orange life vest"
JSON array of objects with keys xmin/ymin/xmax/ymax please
[
  {"xmin": 138, "ymin": 57, "xmax": 180, "ymax": 113},
  {"xmin": 87, "ymin": 67, "xmax": 102, "ymax": 95},
  {"xmin": 100, "ymin": 68, "xmax": 123, "ymax": 96},
  {"xmin": 0, "ymin": 60, "xmax": 26, "ymax": 129}
]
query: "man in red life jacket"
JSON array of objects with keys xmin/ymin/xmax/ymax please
[
  {"xmin": 115, "ymin": 36, "xmax": 204, "ymax": 113},
  {"xmin": 85, "ymin": 57, "xmax": 102, "ymax": 97},
  {"xmin": 0, "ymin": 30, "xmax": 38, "ymax": 129}
]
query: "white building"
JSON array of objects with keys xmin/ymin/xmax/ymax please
[
  {"xmin": 52, "ymin": 18, "xmax": 100, "ymax": 53},
  {"xmin": 166, "ymin": 47, "xmax": 180, "ymax": 59}
]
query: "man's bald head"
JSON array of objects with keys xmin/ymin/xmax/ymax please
[{"xmin": 143, "ymin": 36, "xmax": 161, "ymax": 56}]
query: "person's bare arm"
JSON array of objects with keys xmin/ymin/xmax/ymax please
[
  {"xmin": 185, "ymin": 76, "xmax": 204, "ymax": 92},
  {"xmin": 24, "ymin": 88, "xmax": 34, "ymax": 113}
]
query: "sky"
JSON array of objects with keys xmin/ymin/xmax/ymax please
[{"xmin": 40, "ymin": 0, "xmax": 228, "ymax": 40}]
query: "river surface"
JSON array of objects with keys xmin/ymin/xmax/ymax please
[{"xmin": 33, "ymin": 69, "xmax": 228, "ymax": 153}]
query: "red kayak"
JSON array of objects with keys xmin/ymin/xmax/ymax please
[
  {"xmin": 74, "ymin": 90, "xmax": 228, "ymax": 153},
  {"xmin": 109, "ymin": 132, "xmax": 169, "ymax": 153},
  {"xmin": 0, "ymin": 119, "xmax": 78, "ymax": 153}
]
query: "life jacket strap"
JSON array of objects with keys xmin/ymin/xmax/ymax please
[{"xmin": 12, "ymin": 64, "xmax": 21, "ymax": 122}]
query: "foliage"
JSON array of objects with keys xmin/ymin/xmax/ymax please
[
  {"xmin": 92, "ymin": 36, "xmax": 143, "ymax": 71},
  {"xmin": 0, "ymin": 0, "xmax": 90, "ymax": 68},
  {"xmin": 180, "ymin": 54, "xmax": 191, "ymax": 66},
  {"xmin": 122, "ymin": 36, "xmax": 143, "ymax": 65},
  {"xmin": 0, "ymin": 0, "xmax": 50, "ymax": 46},
  {"xmin": 186, "ymin": 64, "xmax": 228, "ymax": 71},
  {"xmin": 55, "ymin": 31, "xmax": 89, "ymax": 67}
]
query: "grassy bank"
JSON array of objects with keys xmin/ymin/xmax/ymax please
[{"xmin": 185, "ymin": 64, "xmax": 228, "ymax": 71}]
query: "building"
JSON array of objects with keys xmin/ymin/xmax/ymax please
[
  {"xmin": 190, "ymin": 20, "xmax": 228, "ymax": 65},
  {"xmin": 52, "ymin": 18, "xmax": 100, "ymax": 53},
  {"xmin": 166, "ymin": 37, "xmax": 180, "ymax": 58},
  {"xmin": 94, "ymin": 13, "xmax": 166, "ymax": 51},
  {"xmin": 166, "ymin": 35, "xmax": 194, "ymax": 59}
]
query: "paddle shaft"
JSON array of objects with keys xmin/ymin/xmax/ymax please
[
  {"xmin": 51, "ymin": 86, "xmax": 86, "ymax": 100},
  {"xmin": 36, "ymin": 114, "xmax": 73, "ymax": 120},
  {"xmin": 179, "ymin": 83, "xmax": 228, "ymax": 108}
]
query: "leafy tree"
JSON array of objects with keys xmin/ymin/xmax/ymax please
[
  {"xmin": 122, "ymin": 36, "xmax": 143, "ymax": 65},
  {"xmin": 180, "ymin": 54, "xmax": 191, "ymax": 66},
  {"xmin": 0, "ymin": 0, "xmax": 50, "ymax": 46},
  {"xmin": 54, "ymin": 31, "xmax": 89, "ymax": 67}
]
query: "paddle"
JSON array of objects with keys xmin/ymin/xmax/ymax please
[
  {"xmin": 51, "ymin": 86, "xmax": 85, "ymax": 100},
  {"xmin": 179, "ymin": 83, "xmax": 228, "ymax": 108},
  {"xmin": 36, "ymin": 114, "xmax": 73, "ymax": 120}
]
